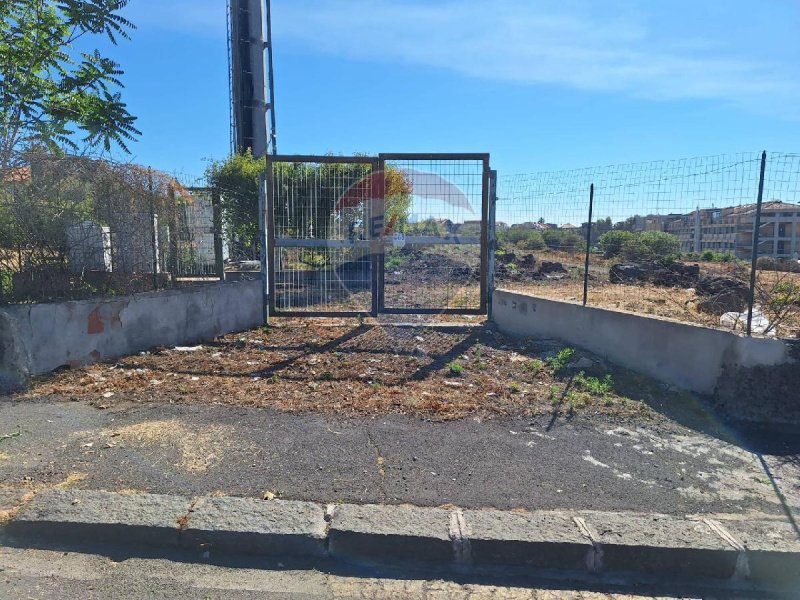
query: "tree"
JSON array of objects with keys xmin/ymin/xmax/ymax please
[
  {"xmin": 206, "ymin": 153, "xmax": 413, "ymax": 259},
  {"xmin": 0, "ymin": 0, "xmax": 139, "ymax": 171}
]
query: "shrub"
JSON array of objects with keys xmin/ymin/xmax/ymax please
[
  {"xmin": 599, "ymin": 230, "xmax": 680, "ymax": 261},
  {"xmin": 500, "ymin": 226, "xmax": 546, "ymax": 250},
  {"xmin": 598, "ymin": 231, "xmax": 636, "ymax": 258},
  {"xmin": 543, "ymin": 229, "xmax": 583, "ymax": 251}
]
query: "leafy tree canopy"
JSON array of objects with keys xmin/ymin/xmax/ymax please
[{"xmin": 0, "ymin": 0, "xmax": 139, "ymax": 171}]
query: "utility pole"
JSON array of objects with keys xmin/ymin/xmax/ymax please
[{"xmin": 229, "ymin": 0, "xmax": 276, "ymax": 157}]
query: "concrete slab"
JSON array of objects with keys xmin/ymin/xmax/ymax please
[
  {"xmin": 6, "ymin": 489, "xmax": 191, "ymax": 547},
  {"xmin": 580, "ymin": 511, "xmax": 738, "ymax": 579},
  {"xmin": 329, "ymin": 503, "xmax": 453, "ymax": 564},
  {"xmin": 721, "ymin": 517, "xmax": 800, "ymax": 584},
  {"xmin": 184, "ymin": 496, "xmax": 327, "ymax": 557},
  {"xmin": 463, "ymin": 509, "xmax": 592, "ymax": 569}
]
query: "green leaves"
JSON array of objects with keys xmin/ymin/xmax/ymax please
[{"xmin": 0, "ymin": 0, "xmax": 139, "ymax": 168}]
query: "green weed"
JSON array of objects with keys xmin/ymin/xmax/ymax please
[{"xmin": 447, "ymin": 362, "xmax": 465, "ymax": 377}]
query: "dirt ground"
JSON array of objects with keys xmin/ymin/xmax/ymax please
[
  {"xmin": 23, "ymin": 320, "xmax": 694, "ymax": 422},
  {"xmin": 497, "ymin": 249, "xmax": 800, "ymax": 337}
]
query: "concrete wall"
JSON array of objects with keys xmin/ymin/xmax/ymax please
[
  {"xmin": 492, "ymin": 290, "xmax": 795, "ymax": 395},
  {"xmin": 1, "ymin": 279, "xmax": 263, "ymax": 391}
]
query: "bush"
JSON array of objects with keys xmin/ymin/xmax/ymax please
[
  {"xmin": 632, "ymin": 231, "xmax": 681, "ymax": 260},
  {"xmin": 543, "ymin": 229, "xmax": 583, "ymax": 251},
  {"xmin": 599, "ymin": 230, "xmax": 680, "ymax": 261},
  {"xmin": 598, "ymin": 231, "xmax": 635, "ymax": 258},
  {"xmin": 499, "ymin": 226, "xmax": 546, "ymax": 250}
]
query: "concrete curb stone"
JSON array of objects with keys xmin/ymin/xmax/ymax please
[
  {"xmin": 6, "ymin": 489, "xmax": 191, "ymax": 547},
  {"xmin": 463, "ymin": 509, "xmax": 592, "ymax": 569},
  {"xmin": 3, "ymin": 489, "xmax": 799, "ymax": 587},
  {"xmin": 577, "ymin": 511, "xmax": 739, "ymax": 579},
  {"xmin": 328, "ymin": 503, "xmax": 453, "ymax": 564},
  {"xmin": 183, "ymin": 496, "xmax": 327, "ymax": 557}
]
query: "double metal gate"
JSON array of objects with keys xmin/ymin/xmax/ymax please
[{"xmin": 265, "ymin": 153, "xmax": 492, "ymax": 316}]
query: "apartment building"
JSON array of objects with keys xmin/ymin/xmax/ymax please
[{"xmin": 648, "ymin": 201, "xmax": 800, "ymax": 259}]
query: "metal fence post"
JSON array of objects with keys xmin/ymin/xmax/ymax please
[
  {"xmin": 212, "ymin": 187, "xmax": 225, "ymax": 281},
  {"xmin": 487, "ymin": 169, "xmax": 497, "ymax": 318},
  {"xmin": 583, "ymin": 183, "xmax": 595, "ymax": 307},
  {"xmin": 259, "ymin": 168, "xmax": 269, "ymax": 325},
  {"xmin": 746, "ymin": 151, "xmax": 767, "ymax": 336},
  {"xmin": 148, "ymin": 168, "xmax": 159, "ymax": 290}
]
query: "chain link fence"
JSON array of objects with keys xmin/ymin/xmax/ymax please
[
  {"xmin": 0, "ymin": 154, "xmax": 226, "ymax": 305},
  {"xmin": 496, "ymin": 151, "xmax": 800, "ymax": 339}
]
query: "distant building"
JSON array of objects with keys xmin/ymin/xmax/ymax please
[{"xmin": 638, "ymin": 201, "xmax": 800, "ymax": 259}]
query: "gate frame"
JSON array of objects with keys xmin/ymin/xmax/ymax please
[{"xmin": 266, "ymin": 153, "xmax": 491, "ymax": 317}]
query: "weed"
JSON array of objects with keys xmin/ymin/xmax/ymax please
[
  {"xmin": 547, "ymin": 347, "xmax": 575, "ymax": 373},
  {"xmin": 603, "ymin": 397, "xmax": 614, "ymax": 407},
  {"xmin": 371, "ymin": 382, "xmax": 382, "ymax": 391},
  {"xmin": 268, "ymin": 374, "xmax": 281, "ymax": 384},
  {"xmin": 447, "ymin": 362, "xmax": 465, "ymax": 377},
  {"xmin": 574, "ymin": 372, "xmax": 614, "ymax": 395},
  {"xmin": 548, "ymin": 385, "xmax": 560, "ymax": 405},
  {"xmin": 357, "ymin": 314, "xmax": 365, "ymax": 326},
  {"xmin": 473, "ymin": 345, "xmax": 484, "ymax": 360},
  {"xmin": 320, "ymin": 371, "xmax": 334, "ymax": 381},
  {"xmin": 308, "ymin": 382, "xmax": 319, "ymax": 391},
  {"xmin": 476, "ymin": 361, "xmax": 487, "ymax": 370},
  {"xmin": 0, "ymin": 429, "xmax": 21, "ymax": 443},
  {"xmin": 524, "ymin": 359, "xmax": 544, "ymax": 374},
  {"xmin": 510, "ymin": 382, "xmax": 522, "ymax": 393}
]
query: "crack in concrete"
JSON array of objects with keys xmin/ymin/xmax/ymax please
[
  {"xmin": 573, "ymin": 516, "xmax": 603, "ymax": 573},
  {"xmin": 448, "ymin": 508, "xmax": 472, "ymax": 566},
  {"xmin": 365, "ymin": 429, "xmax": 387, "ymax": 502}
]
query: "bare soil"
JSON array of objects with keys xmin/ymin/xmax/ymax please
[
  {"xmin": 23, "ymin": 320, "xmax": 694, "ymax": 422},
  {"xmin": 497, "ymin": 249, "xmax": 800, "ymax": 337}
]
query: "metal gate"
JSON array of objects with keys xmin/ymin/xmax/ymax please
[{"xmin": 266, "ymin": 153, "xmax": 490, "ymax": 316}]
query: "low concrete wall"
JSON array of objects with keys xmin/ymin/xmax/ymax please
[
  {"xmin": 492, "ymin": 290, "xmax": 795, "ymax": 395},
  {"xmin": 1, "ymin": 279, "xmax": 264, "ymax": 391}
]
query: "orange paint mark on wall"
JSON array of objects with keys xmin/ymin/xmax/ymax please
[{"xmin": 87, "ymin": 307, "xmax": 104, "ymax": 334}]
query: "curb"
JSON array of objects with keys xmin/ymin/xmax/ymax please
[{"xmin": 4, "ymin": 489, "xmax": 800, "ymax": 585}]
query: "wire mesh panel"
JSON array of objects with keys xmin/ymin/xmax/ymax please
[
  {"xmin": 268, "ymin": 156, "xmax": 376, "ymax": 315},
  {"xmin": 497, "ymin": 151, "xmax": 800, "ymax": 338},
  {"xmin": 379, "ymin": 154, "xmax": 489, "ymax": 313}
]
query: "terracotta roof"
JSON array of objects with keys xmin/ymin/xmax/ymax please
[{"xmin": 1, "ymin": 166, "xmax": 31, "ymax": 183}]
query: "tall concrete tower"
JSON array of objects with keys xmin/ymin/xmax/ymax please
[{"xmin": 228, "ymin": 0, "xmax": 277, "ymax": 157}]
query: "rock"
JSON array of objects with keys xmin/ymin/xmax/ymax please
[
  {"xmin": 518, "ymin": 254, "xmax": 537, "ymax": 269},
  {"xmin": 695, "ymin": 276, "xmax": 750, "ymax": 315},
  {"xmin": 497, "ymin": 252, "xmax": 517, "ymax": 265},
  {"xmin": 698, "ymin": 290, "xmax": 748, "ymax": 315},
  {"xmin": 539, "ymin": 261, "xmax": 567, "ymax": 274},
  {"xmin": 609, "ymin": 263, "xmax": 651, "ymax": 284},
  {"xmin": 609, "ymin": 261, "xmax": 699, "ymax": 287},
  {"xmin": 567, "ymin": 357, "xmax": 594, "ymax": 370},
  {"xmin": 695, "ymin": 276, "xmax": 748, "ymax": 298}
]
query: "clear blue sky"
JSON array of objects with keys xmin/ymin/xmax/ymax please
[{"xmin": 105, "ymin": 0, "xmax": 799, "ymax": 185}]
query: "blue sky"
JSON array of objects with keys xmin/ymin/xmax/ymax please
[{"xmin": 105, "ymin": 0, "xmax": 799, "ymax": 185}]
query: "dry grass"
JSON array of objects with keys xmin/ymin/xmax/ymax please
[
  {"xmin": 23, "ymin": 320, "xmax": 694, "ymax": 423},
  {"xmin": 0, "ymin": 472, "xmax": 87, "ymax": 525},
  {"xmin": 109, "ymin": 420, "xmax": 238, "ymax": 474},
  {"xmin": 498, "ymin": 249, "xmax": 800, "ymax": 337}
]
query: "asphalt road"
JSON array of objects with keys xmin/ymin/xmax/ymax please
[{"xmin": 1, "ymin": 398, "xmax": 798, "ymax": 518}]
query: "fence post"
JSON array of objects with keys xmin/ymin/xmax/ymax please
[
  {"xmin": 583, "ymin": 183, "xmax": 595, "ymax": 307},
  {"xmin": 487, "ymin": 169, "xmax": 497, "ymax": 318},
  {"xmin": 148, "ymin": 168, "xmax": 159, "ymax": 290},
  {"xmin": 167, "ymin": 185, "xmax": 179, "ymax": 276},
  {"xmin": 212, "ymin": 187, "xmax": 225, "ymax": 281},
  {"xmin": 746, "ymin": 151, "xmax": 767, "ymax": 336}
]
